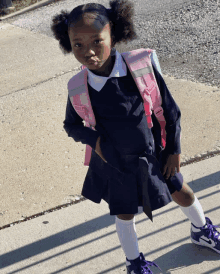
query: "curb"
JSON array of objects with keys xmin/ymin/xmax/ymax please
[
  {"xmin": 0, "ymin": 0, "xmax": 56, "ymax": 21},
  {"xmin": 0, "ymin": 195, "xmax": 87, "ymax": 231},
  {"xmin": 1, "ymin": 150, "xmax": 220, "ymax": 231}
]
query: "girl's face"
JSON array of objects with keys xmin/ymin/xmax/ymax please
[{"xmin": 69, "ymin": 13, "xmax": 114, "ymax": 77}]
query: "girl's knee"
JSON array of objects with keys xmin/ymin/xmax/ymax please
[
  {"xmin": 171, "ymin": 182, "xmax": 195, "ymax": 207},
  {"xmin": 117, "ymin": 214, "xmax": 134, "ymax": 220}
]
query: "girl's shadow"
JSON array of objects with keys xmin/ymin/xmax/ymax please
[{"xmin": 152, "ymin": 243, "xmax": 220, "ymax": 273}]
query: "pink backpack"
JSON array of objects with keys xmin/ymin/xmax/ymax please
[{"xmin": 68, "ymin": 48, "xmax": 166, "ymax": 166}]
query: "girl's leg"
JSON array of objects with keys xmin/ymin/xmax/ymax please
[
  {"xmin": 171, "ymin": 182, "xmax": 206, "ymax": 227},
  {"xmin": 116, "ymin": 214, "xmax": 140, "ymax": 264},
  {"xmin": 172, "ymin": 182, "xmax": 220, "ymax": 254},
  {"xmin": 117, "ymin": 214, "xmax": 134, "ymax": 220},
  {"xmin": 116, "ymin": 214, "xmax": 162, "ymax": 272},
  {"xmin": 171, "ymin": 182, "xmax": 194, "ymax": 206}
]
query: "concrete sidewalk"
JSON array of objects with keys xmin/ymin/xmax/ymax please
[
  {"xmin": 0, "ymin": 21, "xmax": 220, "ymax": 273},
  {"xmin": 1, "ymin": 155, "xmax": 220, "ymax": 274},
  {"xmin": 1, "ymin": 22, "xmax": 220, "ymax": 227}
]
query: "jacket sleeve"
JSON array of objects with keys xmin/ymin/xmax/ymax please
[
  {"xmin": 63, "ymin": 95, "xmax": 100, "ymax": 150},
  {"xmin": 152, "ymin": 65, "xmax": 181, "ymax": 155}
]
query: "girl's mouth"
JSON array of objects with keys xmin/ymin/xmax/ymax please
[
  {"xmin": 87, "ymin": 59, "xmax": 99, "ymax": 66},
  {"xmin": 88, "ymin": 61, "xmax": 98, "ymax": 65}
]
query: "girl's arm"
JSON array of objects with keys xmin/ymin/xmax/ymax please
[
  {"xmin": 63, "ymin": 96, "xmax": 100, "ymax": 151},
  {"xmin": 152, "ymin": 65, "xmax": 181, "ymax": 155},
  {"xmin": 64, "ymin": 97, "xmax": 118, "ymax": 166},
  {"xmin": 152, "ymin": 66, "xmax": 181, "ymax": 178}
]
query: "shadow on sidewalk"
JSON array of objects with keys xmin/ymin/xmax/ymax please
[
  {"xmin": 153, "ymin": 243, "xmax": 220, "ymax": 274},
  {"xmin": 0, "ymin": 170, "xmax": 219, "ymax": 273}
]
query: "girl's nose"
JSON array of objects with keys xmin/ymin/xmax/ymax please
[{"xmin": 85, "ymin": 48, "xmax": 95, "ymax": 57}]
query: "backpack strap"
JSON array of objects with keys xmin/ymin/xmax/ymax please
[
  {"xmin": 150, "ymin": 50, "xmax": 162, "ymax": 75},
  {"xmin": 68, "ymin": 68, "xmax": 96, "ymax": 165},
  {"xmin": 121, "ymin": 48, "xmax": 166, "ymax": 148},
  {"xmin": 148, "ymin": 50, "xmax": 166, "ymax": 148},
  {"xmin": 68, "ymin": 69, "xmax": 96, "ymax": 127}
]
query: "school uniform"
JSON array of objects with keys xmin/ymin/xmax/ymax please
[{"xmin": 63, "ymin": 50, "xmax": 183, "ymax": 219}]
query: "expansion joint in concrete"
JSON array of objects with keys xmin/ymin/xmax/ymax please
[{"xmin": 0, "ymin": 67, "xmax": 81, "ymax": 98}]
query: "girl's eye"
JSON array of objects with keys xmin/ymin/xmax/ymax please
[
  {"xmin": 95, "ymin": 39, "xmax": 102, "ymax": 44},
  {"xmin": 74, "ymin": 43, "xmax": 82, "ymax": 48},
  {"xmin": 74, "ymin": 40, "xmax": 102, "ymax": 48}
]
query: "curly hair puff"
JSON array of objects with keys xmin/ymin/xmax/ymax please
[
  {"xmin": 50, "ymin": 0, "xmax": 137, "ymax": 55},
  {"xmin": 108, "ymin": 0, "xmax": 137, "ymax": 46},
  {"xmin": 51, "ymin": 10, "xmax": 72, "ymax": 55}
]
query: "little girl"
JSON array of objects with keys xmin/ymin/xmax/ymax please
[{"xmin": 51, "ymin": 1, "xmax": 220, "ymax": 273}]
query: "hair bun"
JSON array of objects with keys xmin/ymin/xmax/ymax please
[
  {"xmin": 51, "ymin": 10, "xmax": 72, "ymax": 54},
  {"xmin": 109, "ymin": 0, "xmax": 137, "ymax": 45}
]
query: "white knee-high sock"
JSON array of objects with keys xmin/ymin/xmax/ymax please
[
  {"xmin": 115, "ymin": 216, "xmax": 140, "ymax": 265},
  {"xmin": 179, "ymin": 196, "xmax": 206, "ymax": 228}
]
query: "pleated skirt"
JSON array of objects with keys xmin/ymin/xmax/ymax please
[{"xmin": 81, "ymin": 148, "xmax": 184, "ymax": 216}]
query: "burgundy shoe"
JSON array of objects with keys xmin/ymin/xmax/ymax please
[{"xmin": 126, "ymin": 252, "xmax": 162, "ymax": 274}]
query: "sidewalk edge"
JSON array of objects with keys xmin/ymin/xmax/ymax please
[{"xmin": 0, "ymin": 0, "xmax": 56, "ymax": 21}]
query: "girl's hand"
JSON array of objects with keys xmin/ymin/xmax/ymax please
[
  {"xmin": 95, "ymin": 136, "xmax": 107, "ymax": 163},
  {"xmin": 162, "ymin": 154, "xmax": 180, "ymax": 179}
]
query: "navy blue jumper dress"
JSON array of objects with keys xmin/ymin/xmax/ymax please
[{"xmin": 63, "ymin": 54, "xmax": 183, "ymax": 217}]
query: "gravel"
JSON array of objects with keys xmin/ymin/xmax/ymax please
[
  {"xmin": 149, "ymin": 0, "xmax": 219, "ymax": 87},
  {"xmin": 125, "ymin": 0, "xmax": 220, "ymax": 88},
  {"xmin": 2, "ymin": 0, "xmax": 220, "ymax": 88}
]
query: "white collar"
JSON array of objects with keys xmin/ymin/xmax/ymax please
[{"xmin": 86, "ymin": 50, "xmax": 127, "ymax": 92}]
